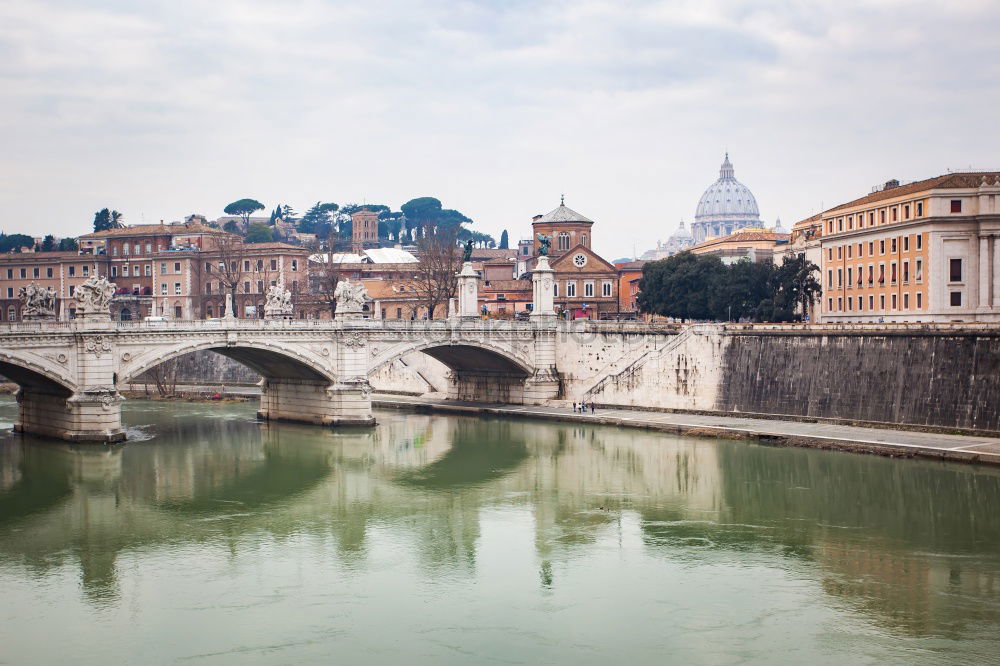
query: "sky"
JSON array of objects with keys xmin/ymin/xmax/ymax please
[{"xmin": 1, "ymin": 0, "xmax": 999, "ymax": 260}]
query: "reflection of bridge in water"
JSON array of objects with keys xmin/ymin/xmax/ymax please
[{"xmin": 1, "ymin": 404, "xmax": 998, "ymax": 636}]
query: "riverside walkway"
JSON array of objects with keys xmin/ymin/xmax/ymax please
[{"xmin": 373, "ymin": 394, "xmax": 1000, "ymax": 467}]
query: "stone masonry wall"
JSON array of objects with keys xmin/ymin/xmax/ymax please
[
  {"xmin": 718, "ymin": 331, "xmax": 1000, "ymax": 432},
  {"xmin": 587, "ymin": 326, "xmax": 1000, "ymax": 432}
]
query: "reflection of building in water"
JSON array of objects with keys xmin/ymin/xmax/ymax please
[{"xmin": 817, "ymin": 537, "xmax": 1000, "ymax": 637}]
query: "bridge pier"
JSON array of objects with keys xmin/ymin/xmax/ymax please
[
  {"xmin": 256, "ymin": 378, "xmax": 375, "ymax": 426},
  {"xmin": 15, "ymin": 388, "xmax": 125, "ymax": 443},
  {"xmin": 447, "ymin": 370, "xmax": 528, "ymax": 403}
]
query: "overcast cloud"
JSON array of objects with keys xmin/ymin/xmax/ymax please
[{"xmin": 1, "ymin": 0, "xmax": 999, "ymax": 258}]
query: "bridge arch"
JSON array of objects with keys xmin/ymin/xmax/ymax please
[
  {"xmin": 370, "ymin": 339, "xmax": 533, "ymax": 404},
  {"xmin": 0, "ymin": 353, "xmax": 76, "ymax": 396},
  {"xmin": 120, "ymin": 339, "xmax": 336, "ymax": 386}
]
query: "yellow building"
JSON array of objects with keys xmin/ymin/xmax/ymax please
[
  {"xmin": 819, "ymin": 172, "xmax": 1000, "ymax": 322},
  {"xmin": 688, "ymin": 228, "xmax": 790, "ymax": 264}
]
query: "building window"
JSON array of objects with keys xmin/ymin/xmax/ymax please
[
  {"xmin": 68, "ymin": 266, "xmax": 75, "ymax": 277},
  {"xmin": 916, "ymin": 292, "xmax": 922, "ymax": 308},
  {"xmin": 111, "ymin": 267, "xmax": 118, "ymax": 278},
  {"xmin": 880, "ymin": 210, "xmax": 886, "ymax": 224},
  {"xmin": 868, "ymin": 212, "xmax": 875, "ymax": 226},
  {"xmin": 916, "ymin": 202, "xmax": 923, "ymax": 217},
  {"xmin": 5, "ymin": 269, "xmax": 11, "ymax": 279},
  {"xmin": 847, "ymin": 245, "xmax": 852, "ymax": 259},
  {"xmin": 205, "ymin": 262, "xmax": 213, "ymax": 272},
  {"xmin": 915, "ymin": 258, "xmax": 923, "ymax": 282},
  {"xmin": 82, "ymin": 265, "xmax": 89, "ymax": 276},
  {"xmin": 880, "ymin": 294, "xmax": 885, "ymax": 309},
  {"xmin": 206, "ymin": 306, "xmax": 214, "ymax": 318},
  {"xmin": 5, "ymin": 287, "xmax": 11, "ymax": 298},
  {"xmin": 122, "ymin": 265, "xmax": 129, "ymax": 277},
  {"xmin": 46, "ymin": 267, "xmax": 53, "ymax": 278},
  {"xmin": 145, "ymin": 265, "xmax": 151, "ymax": 276},
  {"xmin": 828, "ymin": 248, "xmax": 833, "ymax": 260},
  {"xmin": 951, "ymin": 200, "xmax": 962, "ymax": 213},
  {"xmin": 602, "ymin": 281, "xmax": 612, "ymax": 297},
  {"xmin": 903, "ymin": 293, "xmax": 910, "ymax": 309},
  {"xmin": 173, "ymin": 282, "xmax": 181, "ymax": 295},
  {"xmin": 175, "ymin": 306, "xmax": 182, "ymax": 319},
  {"xmin": 270, "ymin": 259, "xmax": 277, "ymax": 271},
  {"xmin": 243, "ymin": 281, "xmax": 250, "ymax": 293},
  {"xmin": 160, "ymin": 263, "xmax": 167, "ymax": 275},
  {"xmin": 257, "ymin": 280, "xmax": 264, "ymax": 293},
  {"xmin": 206, "ymin": 283, "xmax": 212, "ymax": 294},
  {"xmin": 869, "ymin": 295, "xmax": 874, "ymax": 310},
  {"xmin": 123, "ymin": 243, "xmax": 130, "ymax": 255},
  {"xmin": 827, "ymin": 297, "xmax": 833, "ymax": 311},
  {"xmin": 7, "ymin": 306, "xmax": 15, "ymax": 321},
  {"xmin": 846, "ymin": 267, "xmax": 852, "ymax": 287},
  {"xmin": 396, "ymin": 307, "xmax": 402, "ymax": 319},
  {"xmin": 949, "ymin": 258, "xmax": 963, "ymax": 282},
  {"xmin": 847, "ymin": 296, "xmax": 853, "ymax": 311},
  {"xmin": 32, "ymin": 267, "xmax": 39, "ymax": 278},
  {"xmin": 879, "ymin": 240, "xmax": 885, "ymax": 255},
  {"xmin": 291, "ymin": 260, "xmax": 298, "ymax": 272},
  {"xmin": 892, "ymin": 208, "xmax": 898, "ymax": 222},
  {"xmin": 890, "ymin": 262, "xmax": 897, "ymax": 284},
  {"xmin": 950, "ymin": 291, "xmax": 962, "ymax": 306},
  {"xmin": 256, "ymin": 260, "xmax": 264, "ymax": 272},
  {"xmin": 553, "ymin": 283, "xmax": 558, "ymax": 297},
  {"xmin": 243, "ymin": 260, "xmax": 251, "ymax": 271},
  {"xmin": 160, "ymin": 283, "xmax": 167, "ymax": 295},
  {"xmin": 146, "ymin": 243, "xmax": 152, "ymax": 253},
  {"xmin": 174, "ymin": 262, "xmax": 181, "ymax": 273},
  {"xmin": 566, "ymin": 281, "xmax": 576, "ymax": 297},
  {"xmin": 904, "ymin": 204, "xmax": 910, "ymax": 219},
  {"xmin": 581, "ymin": 234, "xmax": 588, "ymax": 246},
  {"xmin": 837, "ymin": 297, "xmax": 843, "ymax": 311},
  {"xmin": 558, "ymin": 233, "xmax": 570, "ymax": 250},
  {"xmin": 903, "ymin": 236, "xmax": 909, "ymax": 252},
  {"xmin": 112, "ymin": 247, "xmax": 118, "ymax": 256},
  {"xmin": 868, "ymin": 241, "xmax": 874, "ymax": 255},
  {"xmin": 132, "ymin": 284, "xmax": 140, "ymax": 295},
  {"xmin": 837, "ymin": 268, "xmax": 842, "ymax": 288},
  {"xmin": 891, "ymin": 238, "xmax": 897, "ymax": 253},
  {"xmin": 584, "ymin": 282, "xmax": 594, "ymax": 297},
  {"xmin": 903, "ymin": 260, "xmax": 909, "ymax": 284},
  {"xmin": 916, "ymin": 234, "xmax": 922, "ymax": 250},
  {"xmin": 837, "ymin": 246, "xmax": 842, "ymax": 259},
  {"xmin": 827, "ymin": 270, "xmax": 833, "ymax": 288}
]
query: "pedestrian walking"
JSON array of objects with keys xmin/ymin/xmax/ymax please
[{"xmin": 590, "ymin": 402, "xmax": 596, "ymax": 414}]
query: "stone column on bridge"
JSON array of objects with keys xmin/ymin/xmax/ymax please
[
  {"xmin": 328, "ymin": 324, "xmax": 376, "ymax": 425},
  {"xmin": 531, "ymin": 256, "xmax": 556, "ymax": 318},
  {"xmin": 524, "ymin": 256, "xmax": 560, "ymax": 403},
  {"xmin": 456, "ymin": 261, "xmax": 479, "ymax": 318},
  {"xmin": 18, "ymin": 277, "xmax": 128, "ymax": 443}
]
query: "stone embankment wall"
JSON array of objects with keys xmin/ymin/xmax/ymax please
[{"xmin": 581, "ymin": 324, "xmax": 1000, "ymax": 432}]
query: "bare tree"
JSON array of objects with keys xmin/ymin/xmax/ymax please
[
  {"xmin": 212, "ymin": 234, "xmax": 247, "ymax": 317},
  {"xmin": 414, "ymin": 225, "xmax": 462, "ymax": 319}
]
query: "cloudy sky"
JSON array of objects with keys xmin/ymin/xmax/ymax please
[{"xmin": 2, "ymin": 0, "xmax": 998, "ymax": 259}]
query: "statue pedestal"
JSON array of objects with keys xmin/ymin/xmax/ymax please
[
  {"xmin": 531, "ymin": 256, "xmax": 556, "ymax": 320},
  {"xmin": 336, "ymin": 307, "xmax": 365, "ymax": 321},
  {"xmin": 22, "ymin": 313, "xmax": 57, "ymax": 323},
  {"xmin": 456, "ymin": 261, "xmax": 479, "ymax": 318}
]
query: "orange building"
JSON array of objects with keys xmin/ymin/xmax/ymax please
[
  {"xmin": 615, "ymin": 260, "xmax": 646, "ymax": 313},
  {"xmin": 819, "ymin": 172, "xmax": 1000, "ymax": 322}
]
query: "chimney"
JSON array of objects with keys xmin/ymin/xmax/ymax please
[{"xmin": 883, "ymin": 179, "xmax": 900, "ymax": 190}]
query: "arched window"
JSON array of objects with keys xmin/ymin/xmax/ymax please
[
  {"xmin": 558, "ymin": 232, "xmax": 570, "ymax": 250},
  {"xmin": 581, "ymin": 234, "xmax": 588, "ymax": 247},
  {"xmin": 7, "ymin": 306, "xmax": 16, "ymax": 321}
]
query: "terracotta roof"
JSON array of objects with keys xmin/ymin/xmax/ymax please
[
  {"xmin": 791, "ymin": 213, "xmax": 822, "ymax": 230},
  {"xmin": 825, "ymin": 172, "xmax": 1000, "ymax": 214},
  {"xmin": 0, "ymin": 251, "xmax": 83, "ymax": 261},
  {"xmin": 482, "ymin": 279, "xmax": 531, "ymax": 292},
  {"xmin": 615, "ymin": 260, "xmax": 647, "ymax": 271},
  {"xmin": 471, "ymin": 248, "xmax": 518, "ymax": 259},
  {"xmin": 691, "ymin": 228, "xmax": 789, "ymax": 251},
  {"xmin": 361, "ymin": 280, "xmax": 424, "ymax": 300},
  {"xmin": 79, "ymin": 222, "xmax": 226, "ymax": 239},
  {"xmin": 239, "ymin": 242, "xmax": 309, "ymax": 251}
]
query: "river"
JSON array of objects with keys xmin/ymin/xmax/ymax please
[{"xmin": 0, "ymin": 398, "xmax": 998, "ymax": 664}]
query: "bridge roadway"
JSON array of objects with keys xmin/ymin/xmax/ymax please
[{"xmin": 0, "ymin": 315, "xmax": 670, "ymax": 443}]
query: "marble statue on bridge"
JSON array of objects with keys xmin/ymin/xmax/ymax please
[
  {"xmin": 335, "ymin": 279, "xmax": 368, "ymax": 318},
  {"xmin": 74, "ymin": 275, "xmax": 116, "ymax": 317},
  {"xmin": 18, "ymin": 282, "xmax": 58, "ymax": 320},
  {"xmin": 264, "ymin": 280, "xmax": 293, "ymax": 319}
]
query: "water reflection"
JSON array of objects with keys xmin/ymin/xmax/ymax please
[{"xmin": 0, "ymin": 399, "xmax": 998, "ymax": 661}]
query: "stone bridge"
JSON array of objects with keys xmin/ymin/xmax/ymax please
[{"xmin": 0, "ymin": 317, "xmax": 574, "ymax": 442}]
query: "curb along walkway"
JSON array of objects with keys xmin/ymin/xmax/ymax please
[{"xmin": 373, "ymin": 394, "xmax": 1000, "ymax": 467}]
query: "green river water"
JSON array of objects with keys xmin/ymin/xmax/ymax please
[{"xmin": 0, "ymin": 398, "xmax": 998, "ymax": 664}]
